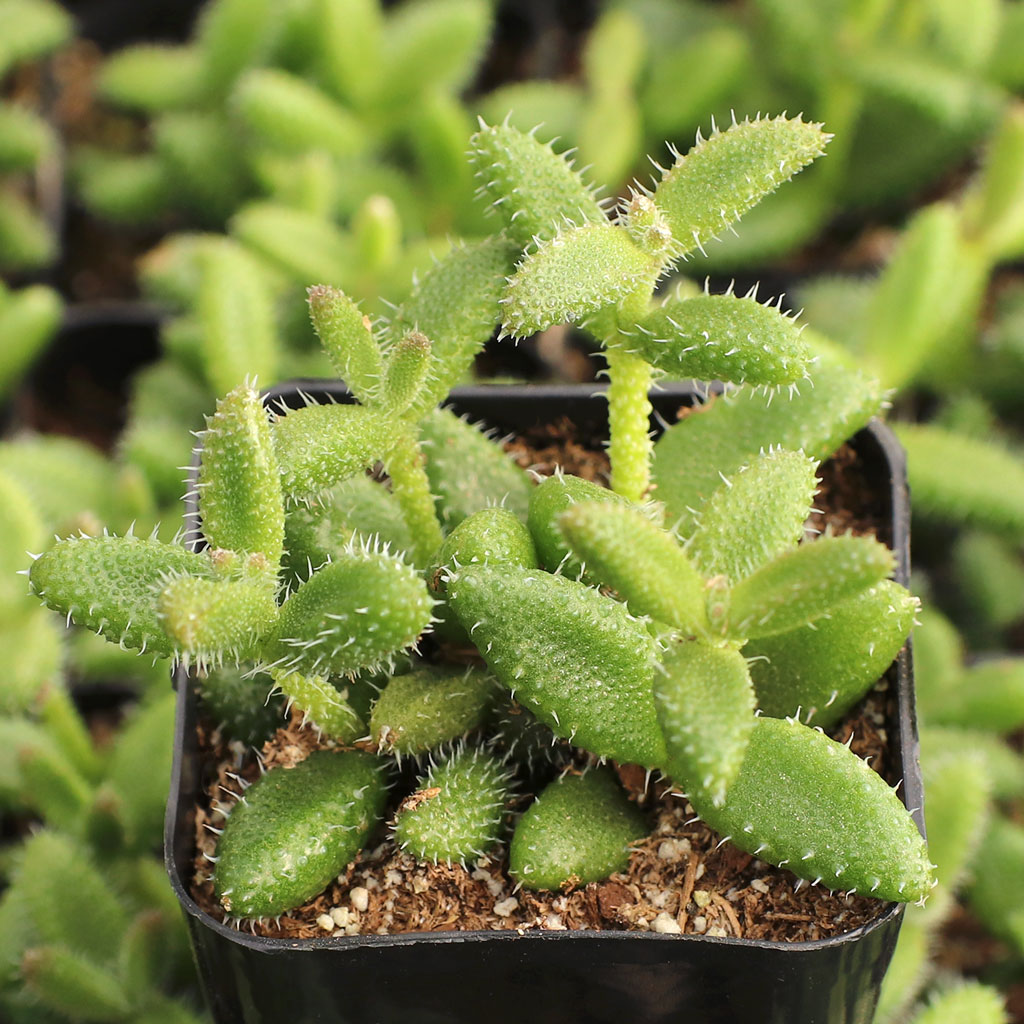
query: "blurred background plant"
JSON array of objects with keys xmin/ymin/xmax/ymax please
[{"xmin": 2, "ymin": 0, "xmax": 1024, "ymax": 1019}]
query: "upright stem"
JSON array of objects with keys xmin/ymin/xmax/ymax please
[
  {"xmin": 605, "ymin": 347, "xmax": 653, "ymax": 502},
  {"xmin": 386, "ymin": 427, "xmax": 444, "ymax": 565}
]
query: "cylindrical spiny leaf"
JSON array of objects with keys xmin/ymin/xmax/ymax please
[
  {"xmin": 370, "ymin": 667, "xmax": 499, "ymax": 755},
  {"xmin": 74, "ymin": 148, "xmax": 171, "ymax": 224},
  {"xmin": 895, "ymin": 423, "xmax": 1024, "ymax": 540},
  {"xmin": 558, "ymin": 500, "xmax": 706, "ymax": 634},
  {"xmin": 468, "ymin": 121, "xmax": 606, "ymax": 247},
  {"xmin": 282, "ymin": 476, "xmax": 413, "ymax": 582},
  {"xmin": 383, "ymin": 430, "xmax": 444, "ymax": 566},
  {"xmin": 193, "ymin": 0, "xmax": 273, "ymax": 97},
  {"xmin": 654, "ymin": 640, "xmax": 756, "ymax": 806},
  {"xmin": 501, "ymin": 225, "xmax": 659, "ymax": 340},
  {"xmin": 726, "ymin": 534, "xmax": 895, "ymax": 640},
  {"xmin": 310, "ymin": 0, "xmax": 382, "ymax": 107},
  {"xmin": 272, "ymin": 402, "xmax": 402, "ymax": 502},
  {"xmin": 270, "ymin": 668, "xmax": 363, "ymax": 742},
  {"xmin": 447, "ymin": 565, "xmax": 666, "ymax": 767},
  {"xmin": 158, "ymin": 575, "xmax": 278, "ymax": 667},
  {"xmin": 39, "ymin": 685, "xmax": 101, "ymax": 784},
  {"xmin": 419, "ymin": 407, "xmax": 532, "ymax": 530},
  {"xmin": 747, "ymin": 580, "xmax": 917, "ymax": 727},
  {"xmin": 29, "ymin": 536, "xmax": 209, "ymax": 656},
  {"xmin": 651, "ymin": 114, "xmax": 830, "ymax": 262},
  {"xmin": 394, "ymin": 746, "xmax": 512, "ymax": 866},
  {"xmin": 198, "ymin": 382, "xmax": 284, "ymax": 568},
  {"xmin": 20, "ymin": 945, "xmax": 132, "ymax": 1021},
  {"xmin": 215, "ymin": 750, "xmax": 387, "ymax": 918},
  {"xmin": 265, "ymin": 549, "xmax": 433, "ymax": 677},
  {"xmin": 691, "ymin": 716, "xmax": 933, "ymax": 902},
  {"xmin": 307, "ymin": 285, "xmax": 383, "ymax": 404},
  {"xmin": 232, "ymin": 68, "xmax": 367, "ymax": 158},
  {"xmin": 392, "ymin": 235, "xmax": 519, "ymax": 415},
  {"xmin": 8, "ymin": 830, "xmax": 130, "ymax": 964},
  {"xmin": 924, "ymin": 659, "xmax": 1024, "ymax": 733},
  {"xmin": 652, "ymin": 341, "xmax": 885, "ymax": 535},
  {"xmin": 528, "ymin": 473, "xmax": 631, "ymax": 581},
  {"xmin": 604, "ymin": 346, "xmax": 654, "ymax": 502},
  {"xmin": 0, "ymin": 284, "xmax": 61, "ymax": 396},
  {"xmin": 921, "ymin": 726, "xmax": 1024, "ymax": 801},
  {"xmin": 686, "ymin": 448, "xmax": 819, "ymax": 583},
  {"xmin": 381, "ymin": 330, "xmax": 431, "ymax": 414},
  {"xmin": 510, "ymin": 767, "xmax": 646, "ymax": 890},
  {"xmin": 18, "ymin": 742, "xmax": 93, "ymax": 828},
  {"xmin": 625, "ymin": 291, "xmax": 812, "ymax": 386}
]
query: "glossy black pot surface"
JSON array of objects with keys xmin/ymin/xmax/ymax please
[{"xmin": 166, "ymin": 381, "xmax": 923, "ymax": 1024}]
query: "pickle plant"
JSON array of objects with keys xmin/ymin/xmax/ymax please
[{"xmin": 29, "ymin": 116, "xmax": 932, "ymax": 924}]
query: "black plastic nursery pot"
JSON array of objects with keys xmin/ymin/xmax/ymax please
[{"xmin": 165, "ymin": 381, "xmax": 923, "ymax": 1024}]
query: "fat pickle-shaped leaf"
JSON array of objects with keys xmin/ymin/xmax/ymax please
[
  {"xmin": 392, "ymin": 235, "xmax": 519, "ymax": 416},
  {"xmin": 264, "ymin": 548, "xmax": 433, "ymax": 677},
  {"xmin": 652, "ymin": 338, "xmax": 884, "ymax": 536},
  {"xmin": 394, "ymin": 746, "xmax": 512, "ymax": 865},
  {"xmin": 197, "ymin": 382, "xmax": 284, "ymax": 568},
  {"xmin": 29, "ymin": 535, "xmax": 208, "ymax": 656},
  {"xmin": 370, "ymin": 666, "xmax": 499, "ymax": 755},
  {"xmin": 447, "ymin": 564, "xmax": 666, "ymax": 767},
  {"xmin": 158, "ymin": 575, "xmax": 279, "ymax": 667},
  {"xmin": 272, "ymin": 402, "xmax": 402, "ymax": 502},
  {"xmin": 654, "ymin": 640, "xmax": 756, "ymax": 806},
  {"xmin": 419, "ymin": 408, "xmax": 532, "ymax": 529},
  {"xmin": 623, "ymin": 292, "xmax": 811, "ymax": 386},
  {"xmin": 558, "ymin": 500, "xmax": 706, "ymax": 634},
  {"xmin": 894, "ymin": 423, "xmax": 1024, "ymax": 540},
  {"xmin": 468, "ymin": 121, "xmax": 606, "ymax": 247},
  {"xmin": 746, "ymin": 581, "xmax": 917, "ymax": 727},
  {"xmin": 214, "ymin": 750, "xmax": 386, "ymax": 918},
  {"xmin": 269, "ymin": 668, "xmax": 364, "ymax": 742},
  {"xmin": 691, "ymin": 716, "xmax": 933, "ymax": 902},
  {"xmin": 528, "ymin": 473, "xmax": 629, "ymax": 580},
  {"xmin": 686, "ymin": 448, "xmax": 818, "ymax": 582},
  {"xmin": 652, "ymin": 114, "xmax": 830, "ymax": 261},
  {"xmin": 501, "ymin": 224, "xmax": 659, "ymax": 339},
  {"xmin": 726, "ymin": 534, "xmax": 895, "ymax": 640},
  {"xmin": 307, "ymin": 285, "xmax": 382, "ymax": 404},
  {"xmin": 510, "ymin": 767, "xmax": 646, "ymax": 890}
]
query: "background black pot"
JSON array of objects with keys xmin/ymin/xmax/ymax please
[{"xmin": 165, "ymin": 380, "xmax": 923, "ymax": 1024}]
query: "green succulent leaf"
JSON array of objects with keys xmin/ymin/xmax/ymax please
[
  {"xmin": 214, "ymin": 750, "xmax": 387, "ymax": 918},
  {"xmin": 894, "ymin": 423, "xmax": 1024, "ymax": 540},
  {"xmin": 272, "ymin": 403, "xmax": 403, "ymax": 503},
  {"xmin": 394, "ymin": 746, "xmax": 512, "ymax": 866},
  {"xmin": 651, "ymin": 114, "xmax": 830, "ymax": 262},
  {"xmin": 726, "ymin": 534, "xmax": 895, "ymax": 640},
  {"xmin": 969, "ymin": 815, "xmax": 1024, "ymax": 956},
  {"xmin": 97, "ymin": 43, "xmax": 205, "ymax": 112},
  {"xmin": 264, "ymin": 548, "xmax": 433, "ymax": 677},
  {"xmin": 906, "ymin": 983, "xmax": 1009, "ymax": 1024},
  {"xmin": 269, "ymin": 668, "xmax": 364, "ymax": 742},
  {"xmin": 925, "ymin": 659, "xmax": 1024, "ymax": 733},
  {"xmin": 198, "ymin": 382, "xmax": 284, "ymax": 568},
  {"xmin": 370, "ymin": 667, "xmax": 499, "ymax": 755},
  {"xmin": 468, "ymin": 121, "xmax": 606, "ymax": 246},
  {"xmin": 510, "ymin": 767, "xmax": 647, "ymax": 890},
  {"xmin": 501, "ymin": 224, "xmax": 659, "ymax": 339},
  {"xmin": 652, "ymin": 340, "xmax": 885, "ymax": 535},
  {"xmin": 746, "ymin": 580, "xmax": 917, "ymax": 727},
  {"xmin": 528, "ymin": 473, "xmax": 631, "ymax": 580},
  {"xmin": 920, "ymin": 726, "xmax": 1024, "ymax": 801},
  {"xmin": 381, "ymin": 330, "xmax": 431, "ymax": 414},
  {"xmin": 623, "ymin": 291, "xmax": 811, "ymax": 386},
  {"xmin": 686, "ymin": 448, "xmax": 819, "ymax": 583},
  {"xmin": 654, "ymin": 640, "xmax": 756, "ymax": 806},
  {"xmin": 691, "ymin": 716, "xmax": 933, "ymax": 902},
  {"xmin": 307, "ymin": 285, "xmax": 383, "ymax": 405},
  {"xmin": 158, "ymin": 575, "xmax": 279, "ymax": 668},
  {"xmin": 419, "ymin": 407, "xmax": 533, "ymax": 530},
  {"xmin": 29, "ymin": 536, "xmax": 208, "ymax": 657},
  {"xmin": 447, "ymin": 564, "xmax": 666, "ymax": 767},
  {"xmin": 199, "ymin": 666, "xmax": 285, "ymax": 748},
  {"xmin": 391, "ymin": 235, "xmax": 519, "ymax": 415},
  {"xmin": 558, "ymin": 499, "xmax": 706, "ymax": 634},
  {"xmin": 20, "ymin": 945, "xmax": 132, "ymax": 1021}
]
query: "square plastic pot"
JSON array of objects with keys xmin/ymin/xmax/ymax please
[{"xmin": 165, "ymin": 380, "xmax": 923, "ymax": 1024}]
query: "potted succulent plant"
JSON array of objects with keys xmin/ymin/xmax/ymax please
[{"xmin": 29, "ymin": 117, "xmax": 931, "ymax": 1024}]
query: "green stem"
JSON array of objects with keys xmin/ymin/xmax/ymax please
[
  {"xmin": 605, "ymin": 347, "xmax": 653, "ymax": 502},
  {"xmin": 386, "ymin": 427, "xmax": 444, "ymax": 564}
]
